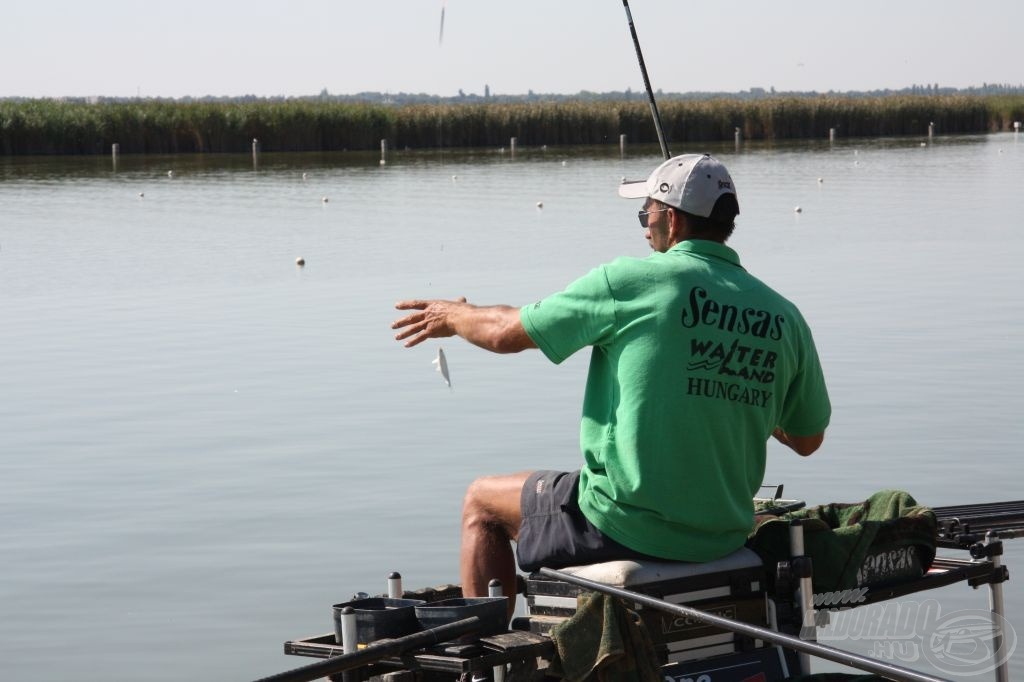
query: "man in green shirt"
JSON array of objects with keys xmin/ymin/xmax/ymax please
[{"xmin": 392, "ymin": 154, "xmax": 830, "ymax": 612}]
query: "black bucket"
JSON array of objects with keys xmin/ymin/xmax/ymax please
[
  {"xmin": 414, "ymin": 597, "xmax": 508, "ymax": 642},
  {"xmin": 332, "ymin": 597, "xmax": 425, "ymax": 645}
]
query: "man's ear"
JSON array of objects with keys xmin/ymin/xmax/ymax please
[{"xmin": 668, "ymin": 208, "xmax": 687, "ymax": 242}]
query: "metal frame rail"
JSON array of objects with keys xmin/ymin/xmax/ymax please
[{"xmin": 933, "ymin": 500, "xmax": 1024, "ymax": 548}]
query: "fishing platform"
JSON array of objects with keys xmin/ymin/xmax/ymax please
[{"xmin": 263, "ymin": 494, "xmax": 1024, "ymax": 682}]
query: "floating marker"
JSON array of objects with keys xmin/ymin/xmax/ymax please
[
  {"xmin": 794, "ymin": 206, "xmax": 802, "ymax": 213},
  {"xmin": 321, "ymin": 196, "xmax": 328, "ymax": 204},
  {"xmin": 536, "ymin": 201, "xmax": 543, "ymax": 209},
  {"xmin": 296, "ymin": 257, "xmax": 305, "ymax": 266},
  {"xmin": 302, "ymin": 172, "xmax": 308, "ymax": 180},
  {"xmin": 817, "ymin": 178, "xmax": 823, "ymax": 184},
  {"xmin": 167, "ymin": 170, "xmax": 174, "ymax": 178}
]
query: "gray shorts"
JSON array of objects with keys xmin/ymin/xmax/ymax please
[{"xmin": 515, "ymin": 470, "xmax": 657, "ymax": 572}]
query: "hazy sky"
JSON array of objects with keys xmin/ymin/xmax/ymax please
[{"xmin": 3, "ymin": 0, "xmax": 1020, "ymax": 98}]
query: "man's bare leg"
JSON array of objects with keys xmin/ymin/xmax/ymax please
[{"xmin": 460, "ymin": 471, "xmax": 532, "ymax": 617}]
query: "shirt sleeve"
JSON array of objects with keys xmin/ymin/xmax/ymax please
[
  {"xmin": 520, "ymin": 266, "xmax": 618, "ymax": 365},
  {"xmin": 777, "ymin": 323, "xmax": 831, "ymax": 436}
]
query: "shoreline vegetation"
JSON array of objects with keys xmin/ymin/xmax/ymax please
[{"xmin": 2, "ymin": 94, "xmax": 1022, "ymax": 156}]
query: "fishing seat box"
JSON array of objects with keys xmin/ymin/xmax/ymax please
[{"xmin": 521, "ymin": 547, "xmax": 770, "ymax": 664}]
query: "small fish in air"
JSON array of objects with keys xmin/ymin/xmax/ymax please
[{"xmin": 433, "ymin": 347, "xmax": 452, "ymax": 388}]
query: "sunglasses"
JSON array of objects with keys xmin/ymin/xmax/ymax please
[{"xmin": 637, "ymin": 207, "xmax": 671, "ymax": 228}]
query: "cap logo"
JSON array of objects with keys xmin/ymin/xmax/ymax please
[
  {"xmin": 659, "ymin": 182, "xmax": 670, "ymax": 193},
  {"xmin": 718, "ymin": 180, "xmax": 732, "ymax": 190}
]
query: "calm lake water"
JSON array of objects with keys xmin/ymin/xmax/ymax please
[{"xmin": 2, "ymin": 134, "xmax": 1022, "ymax": 681}]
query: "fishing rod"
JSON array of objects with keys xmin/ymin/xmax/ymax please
[
  {"xmin": 539, "ymin": 567, "xmax": 952, "ymax": 682},
  {"xmin": 253, "ymin": 617, "xmax": 481, "ymax": 682},
  {"xmin": 621, "ymin": 0, "xmax": 670, "ymax": 160}
]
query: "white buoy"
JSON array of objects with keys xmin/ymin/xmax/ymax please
[
  {"xmin": 817, "ymin": 178, "xmax": 823, "ymax": 184},
  {"xmin": 451, "ymin": 174, "xmax": 458, "ymax": 181},
  {"xmin": 321, "ymin": 196, "xmax": 328, "ymax": 204},
  {"xmin": 167, "ymin": 170, "xmax": 174, "ymax": 178},
  {"xmin": 920, "ymin": 142, "xmax": 927, "ymax": 147},
  {"xmin": 302, "ymin": 172, "xmax": 308, "ymax": 181},
  {"xmin": 794, "ymin": 206, "xmax": 803, "ymax": 213},
  {"xmin": 561, "ymin": 160, "xmax": 567, "ymax": 167},
  {"xmin": 296, "ymin": 257, "xmax": 305, "ymax": 266},
  {"xmin": 536, "ymin": 201, "xmax": 543, "ymax": 209},
  {"xmin": 138, "ymin": 192, "xmax": 144, "ymax": 198}
]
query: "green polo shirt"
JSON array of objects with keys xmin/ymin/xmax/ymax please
[{"xmin": 520, "ymin": 240, "xmax": 830, "ymax": 561}]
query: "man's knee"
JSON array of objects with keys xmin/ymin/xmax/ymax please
[{"xmin": 461, "ymin": 473, "xmax": 529, "ymax": 537}]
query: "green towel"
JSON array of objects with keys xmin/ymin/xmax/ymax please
[
  {"xmin": 547, "ymin": 592, "xmax": 661, "ymax": 682},
  {"xmin": 747, "ymin": 489, "xmax": 937, "ymax": 593}
]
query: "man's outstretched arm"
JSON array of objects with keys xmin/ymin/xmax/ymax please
[{"xmin": 392, "ymin": 298, "xmax": 537, "ymax": 354}]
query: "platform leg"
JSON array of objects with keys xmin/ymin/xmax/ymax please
[
  {"xmin": 790, "ymin": 520, "xmax": 816, "ymax": 675},
  {"xmin": 985, "ymin": 533, "xmax": 1010, "ymax": 682},
  {"xmin": 489, "ymin": 579, "xmax": 507, "ymax": 682}
]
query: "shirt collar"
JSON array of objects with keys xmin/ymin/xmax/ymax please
[{"xmin": 669, "ymin": 239, "xmax": 743, "ymax": 269}]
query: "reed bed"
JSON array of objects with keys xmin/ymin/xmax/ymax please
[{"xmin": 1, "ymin": 95, "xmax": 1022, "ymax": 155}]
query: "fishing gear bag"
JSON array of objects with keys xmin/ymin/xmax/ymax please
[{"xmin": 746, "ymin": 489, "xmax": 938, "ymax": 593}]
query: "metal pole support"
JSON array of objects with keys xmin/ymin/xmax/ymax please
[
  {"xmin": 488, "ymin": 579, "xmax": 506, "ymax": 682},
  {"xmin": 986, "ymin": 533, "xmax": 1010, "ymax": 682},
  {"xmin": 791, "ymin": 519, "xmax": 816, "ymax": 675},
  {"xmin": 340, "ymin": 606, "xmax": 360, "ymax": 682},
  {"xmin": 387, "ymin": 572, "xmax": 403, "ymax": 599}
]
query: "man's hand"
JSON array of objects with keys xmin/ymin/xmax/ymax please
[{"xmin": 392, "ymin": 297, "xmax": 469, "ymax": 348}]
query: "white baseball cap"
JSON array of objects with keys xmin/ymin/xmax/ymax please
[{"xmin": 618, "ymin": 153, "xmax": 738, "ymax": 218}]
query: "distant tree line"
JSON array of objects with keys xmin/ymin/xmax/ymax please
[{"xmin": 3, "ymin": 83, "xmax": 1023, "ymax": 107}]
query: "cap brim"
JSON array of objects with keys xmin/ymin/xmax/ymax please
[{"xmin": 617, "ymin": 180, "xmax": 648, "ymax": 199}]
